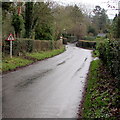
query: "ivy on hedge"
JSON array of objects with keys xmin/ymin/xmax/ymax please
[{"xmin": 96, "ymin": 39, "xmax": 120, "ymax": 82}]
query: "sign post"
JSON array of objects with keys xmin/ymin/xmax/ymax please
[
  {"xmin": 10, "ymin": 40, "xmax": 13, "ymax": 58},
  {"xmin": 6, "ymin": 33, "xmax": 15, "ymax": 58}
]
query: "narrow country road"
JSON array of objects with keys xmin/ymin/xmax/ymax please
[{"xmin": 3, "ymin": 44, "xmax": 92, "ymax": 118}]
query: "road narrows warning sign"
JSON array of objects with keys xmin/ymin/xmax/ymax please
[
  {"xmin": 6, "ymin": 33, "xmax": 15, "ymax": 58},
  {"xmin": 6, "ymin": 33, "xmax": 15, "ymax": 41}
]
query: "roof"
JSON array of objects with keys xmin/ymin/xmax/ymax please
[{"xmin": 97, "ymin": 33, "xmax": 106, "ymax": 37}]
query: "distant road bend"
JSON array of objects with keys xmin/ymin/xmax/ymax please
[{"xmin": 3, "ymin": 44, "xmax": 92, "ymax": 118}]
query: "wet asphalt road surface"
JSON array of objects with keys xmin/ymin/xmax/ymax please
[{"xmin": 3, "ymin": 44, "xmax": 92, "ymax": 118}]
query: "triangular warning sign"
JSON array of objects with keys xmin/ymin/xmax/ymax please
[{"xmin": 6, "ymin": 33, "xmax": 15, "ymax": 41}]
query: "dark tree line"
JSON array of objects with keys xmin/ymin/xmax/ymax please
[{"xmin": 2, "ymin": 2, "xmax": 109, "ymax": 40}]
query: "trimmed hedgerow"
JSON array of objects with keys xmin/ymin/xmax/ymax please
[{"xmin": 96, "ymin": 38, "xmax": 120, "ymax": 81}]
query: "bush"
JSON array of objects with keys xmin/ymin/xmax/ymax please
[
  {"xmin": 67, "ymin": 36, "xmax": 77, "ymax": 43},
  {"xmin": 96, "ymin": 39, "xmax": 120, "ymax": 81},
  {"xmin": 12, "ymin": 39, "xmax": 34, "ymax": 55},
  {"xmin": 83, "ymin": 36, "xmax": 96, "ymax": 41},
  {"xmin": 94, "ymin": 37, "xmax": 105, "ymax": 41}
]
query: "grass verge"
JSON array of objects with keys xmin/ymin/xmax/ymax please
[
  {"xmin": 2, "ymin": 57, "xmax": 33, "ymax": 72},
  {"xmin": 26, "ymin": 47, "xmax": 65, "ymax": 60},
  {"xmin": 82, "ymin": 59, "xmax": 119, "ymax": 118},
  {"xmin": 2, "ymin": 47, "xmax": 65, "ymax": 73}
]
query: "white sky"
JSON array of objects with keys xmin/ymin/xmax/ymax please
[{"xmin": 50, "ymin": 0, "xmax": 119, "ymax": 19}]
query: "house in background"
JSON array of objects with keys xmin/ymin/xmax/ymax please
[{"xmin": 97, "ymin": 33, "xmax": 106, "ymax": 37}]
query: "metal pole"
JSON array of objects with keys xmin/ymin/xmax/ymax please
[{"xmin": 10, "ymin": 40, "xmax": 12, "ymax": 58}]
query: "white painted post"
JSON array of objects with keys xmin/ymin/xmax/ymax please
[{"xmin": 10, "ymin": 40, "xmax": 12, "ymax": 58}]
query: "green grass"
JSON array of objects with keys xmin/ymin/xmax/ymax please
[
  {"xmin": 2, "ymin": 47, "xmax": 65, "ymax": 72},
  {"xmin": 2, "ymin": 57, "xmax": 33, "ymax": 72},
  {"xmin": 83, "ymin": 60, "xmax": 110, "ymax": 118},
  {"xmin": 27, "ymin": 47, "xmax": 65, "ymax": 60},
  {"xmin": 92, "ymin": 50, "xmax": 100, "ymax": 57},
  {"xmin": 83, "ymin": 60, "xmax": 100, "ymax": 118},
  {"xmin": 82, "ymin": 60, "xmax": 119, "ymax": 118}
]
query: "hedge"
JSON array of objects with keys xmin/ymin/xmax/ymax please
[
  {"xmin": 2, "ymin": 38, "xmax": 63, "ymax": 57},
  {"xmin": 76, "ymin": 40, "xmax": 96, "ymax": 49},
  {"xmin": 96, "ymin": 39, "xmax": 120, "ymax": 83}
]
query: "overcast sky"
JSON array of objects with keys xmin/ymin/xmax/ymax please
[{"xmin": 50, "ymin": 0, "xmax": 119, "ymax": 19}]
